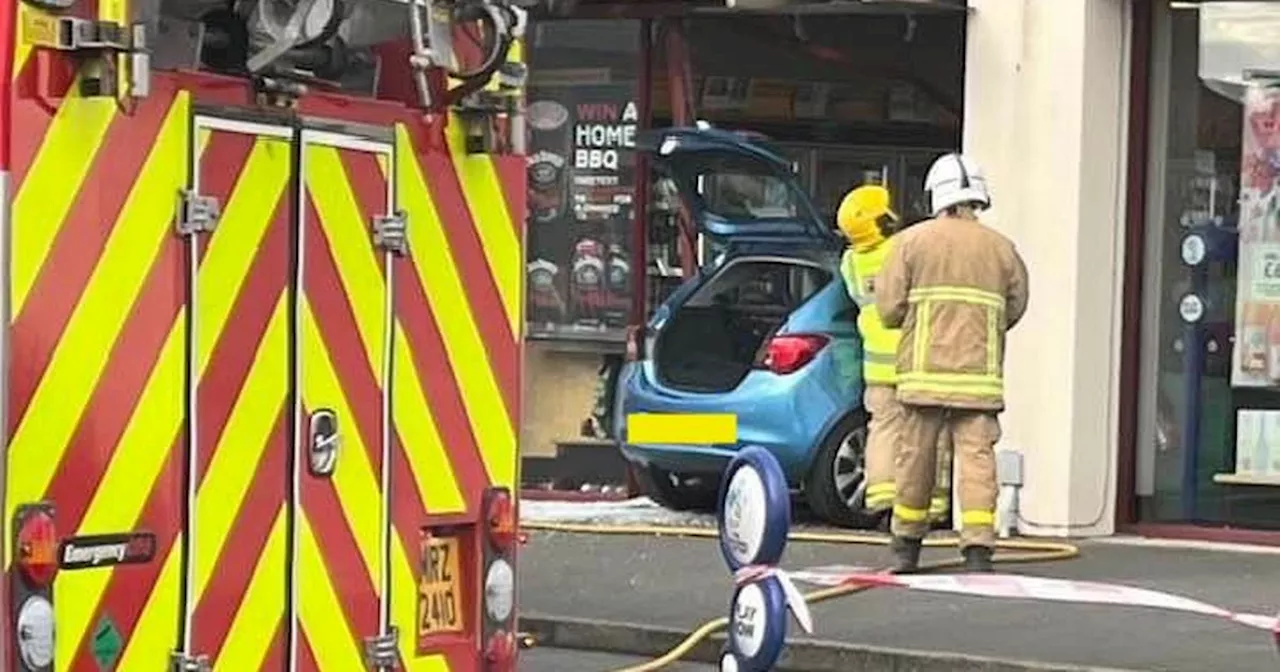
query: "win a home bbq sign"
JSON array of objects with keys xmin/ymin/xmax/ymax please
[{"xmin": 717, "ymin": 447, "xmax": 813, "ymax": 672}]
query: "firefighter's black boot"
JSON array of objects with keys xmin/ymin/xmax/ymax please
[
  {"xmin": 963, "ymin": 545, "xmax": 994, "ymax": 573},
  {"xmin": 890, "ymin": 536, "xmax": 923, "ymax": 574}
]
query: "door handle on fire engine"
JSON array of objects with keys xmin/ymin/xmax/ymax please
[{"xmin": 309, "ymin": 409, "xmax": 340, "ymax": 477}]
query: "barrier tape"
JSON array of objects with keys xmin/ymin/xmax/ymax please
[
  {"xmin": 733, "ymin": 565, "xmax": 814, "ymax": 635},
  {"xmin": 790, "ymin": 565, "xmax": 1280, "ymax": 648}
]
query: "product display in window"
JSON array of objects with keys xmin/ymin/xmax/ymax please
[
  {"xmin": 525, "ymin": 81, "xmax": 638, "ymax": 339},
  {"xmin": 1232, "ymin": 82, "xmax": 1280, "ymax": 388},
  {"xmin": 528, "ymin": 258, "xmax": 567, "ymax": 328}
]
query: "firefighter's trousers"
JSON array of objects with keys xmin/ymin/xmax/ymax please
[
  {"xmin": 891, "ymin": 404, "xmax": 1000, "ymax": 549},
  {"xmin": 863, "ymin": 385, "xmax": 951, "ymax": 520}
]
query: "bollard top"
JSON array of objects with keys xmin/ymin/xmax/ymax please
[{"xmin": 717, "ymin": 446, "xmax": 792, "ymax": 571}]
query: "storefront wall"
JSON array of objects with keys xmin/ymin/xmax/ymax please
[
  {"xmin": 963, "ymin": 0, "xmax": 1132, "ymax": 537},
  {"xmin": 1134, "ymin": 0, "xmax": 1280, "ymax": 533}
]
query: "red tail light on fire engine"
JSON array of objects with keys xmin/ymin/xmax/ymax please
[
  {"xmin": 12, "ymin": 503, "xmax": 57, "ymax": 672},
  {"xmin": 16, "ymin": 509, "xmax": 57, "ymax": 588},
  {"xmin": 756, "ymin": 334, "xmax": 829, "ymax": 375},
  {"xmin": 482, "ymin": 487, "xmax": 517, "ymax": 671}
]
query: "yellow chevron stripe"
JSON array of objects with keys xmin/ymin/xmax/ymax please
[
  {"xmin": 55, "ymin": 125, "xmax": 291, "ymax": 668},
  {"xmin": 5, "ymin": 92, "xmax": 181, "ymax": 576},
  {"xmin": 195, "ymin": 136, "xmax": 291, "ymax": 367},
  {"xmin": 9, "ymin": 83, "xmax": 115, "ymax": 318},
  {"xmin": 193, "ymin": 293, "xmax": 288, "ymax": 601},
  {"xmin": 297, "ymin": 512, "xmax": 368, "ymax": 670},
  {"xmin": 300, "ymin": 298, "xmax": 384, "ymax": 588},
  {"xmin": 216, "ymin": 507, "xmax": 287, "ymax": 672},
  {"xmin": 396, "ymin": 125, "xmax": 517, "ymax": 489},
  {"xmin": 14, "ymin": 3, "xmax": 33, "ymax": 82},
  {"xmin": 114, "ymin": 540, "xmax": 184, "ymax": 670},
  {"xmin": 443, "ymin": 119, "xmax": 522, "ymax": 338},
  {"xmin": 392, "ymin": 325, "xmax": 466, "ymax": 513},
  {"xmin": 304, "ymin": 143, "xmax": 387, "ymax": 384},
  {"xmin": 307, "ymin": 141, "xmax": 464, "ymax": 514}
]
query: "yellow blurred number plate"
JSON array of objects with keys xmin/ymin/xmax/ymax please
[{"xmin": 418, "ymin": 534, "xmax": 463, "ymax": 636}]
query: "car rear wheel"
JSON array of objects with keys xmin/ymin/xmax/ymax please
[
  {"xmin": 636, "ymin": 464, "xmax": 720, "ymax": 512},
  {"xmin": 805, "ymin": 411, "xmax": 884, "ymax": 529}
]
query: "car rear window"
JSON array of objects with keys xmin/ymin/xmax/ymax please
[{"xmin": 686, "ymin": 260, "xmax": 832, "ymax": 311}]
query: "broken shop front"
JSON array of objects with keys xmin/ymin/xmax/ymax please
[{"xmin": 518, "ymin": 3, "xmax": 968, "ymax": 487}]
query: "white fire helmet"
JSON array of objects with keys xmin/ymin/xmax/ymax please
[{"xmin": 924, "ymin": 153, "xmax": 991, "ymax": 216}]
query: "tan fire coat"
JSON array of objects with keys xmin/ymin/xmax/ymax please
[{"xmin": 874, "ymin": 215, "xmax": 1029, "ymax": 411}]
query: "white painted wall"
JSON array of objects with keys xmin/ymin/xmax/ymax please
[{"xmin": 961, "ymin": 0, "xmax": 1132, "ymax": 537}]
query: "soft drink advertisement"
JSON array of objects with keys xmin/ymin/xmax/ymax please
[
  {"xmin": 525, "ymin": 83, "xmax": 638, "ymax": 337},
  {"xmin": 1233, "ymin": 82, "xmax": 1280, "ymax": 387}
]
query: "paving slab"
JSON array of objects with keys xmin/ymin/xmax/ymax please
[{"xmin": 516, "ymin": 515, "xmax": 1280, "ymax": 672}]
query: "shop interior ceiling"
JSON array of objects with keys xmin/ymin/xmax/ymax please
[
  {"xmin": 673, "ymin": 14, "xmax": 963, "ymax": 118},
  {"xmin": 552, "ymin": 0, "xmax": 965, "ymax": 21}
]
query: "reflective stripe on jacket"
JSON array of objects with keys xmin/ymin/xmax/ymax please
[
  {"xmin": 840, "ymin": 243, "xmax": 901, "ymax": 385},
  {"xmin": 874, "ymin": 215, "xmax": 1029, "ymax": 410}
]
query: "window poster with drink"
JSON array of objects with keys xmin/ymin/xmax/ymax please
[
  {"xmin": 525, "ymin": 82, "xmax": 639, "ymax": 340},
  {"xmin": 1234, "ymin": 82, "xmax": 1280, "ymax": 387}
]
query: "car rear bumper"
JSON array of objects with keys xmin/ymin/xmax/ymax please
[
  {"xmin": 619, "ymin": 442, "xmax": 738, "ymax": 478},
  {"xmin": 616, "ymin": 353, "xmax": 861, "ymax": 483}
]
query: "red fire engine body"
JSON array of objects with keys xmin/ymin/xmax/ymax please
[{"xmin": 0, "ymin": 0, "xmax": 527, "ymax": 669}]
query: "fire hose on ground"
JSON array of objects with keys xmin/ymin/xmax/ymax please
[{"xmin": 520, "ymin": 521, "xmax": 1081, "ymax": 672}]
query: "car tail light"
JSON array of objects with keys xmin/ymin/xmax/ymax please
[
  {"xmin": 16, "ymin": 509, "xmax": 57, "ymax": 588},
  {"xmin": 481, "ymin": 488, "xmax": 517, "ymax": 671},
  {"xmin": 625, "ymin": 324, "xmax": 646, "ymax": 362},
  {"xmin": 757, "ymin": 334, "xmax": 829, "ymax": 375}
]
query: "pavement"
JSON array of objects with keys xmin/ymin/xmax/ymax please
[
  {"xmin": 520, "ymin": 647, "xmax": 711, "ymax": 671},
  {"xmin": 517, "ymin": 499, "xmax": 1280, "ymax": 672}
]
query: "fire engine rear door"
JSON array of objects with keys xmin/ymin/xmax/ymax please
[
  {"xmin": 180, "ymin": 116, "xmax": 295, "ymax": 670},
  {"xmin": 294, "ymin": 128, "xmax": 399, "ymax": 670}
]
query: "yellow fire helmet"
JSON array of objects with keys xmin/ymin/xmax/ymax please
[{"xmin": 836, "ymin": 184, "xmax": 898, "ymax": 250}]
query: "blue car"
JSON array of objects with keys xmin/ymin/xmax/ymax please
[{"xmin": 615, "ymin": 127, "xmax": 880, "ymax": 528}]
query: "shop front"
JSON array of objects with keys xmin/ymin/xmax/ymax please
[
  {"xmin": 519, "ymin": 3, "xmax": 968, "ymax": 481},
  {"xmin": 1126, "ymin": 0, "xmax": 1280, "ymax": 538}
]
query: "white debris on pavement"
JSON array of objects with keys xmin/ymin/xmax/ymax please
[{"xmin": 519, "ymin": 497, "xmax": 718, "ymax": 528}]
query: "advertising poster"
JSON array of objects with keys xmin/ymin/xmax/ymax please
[
  {"xmin": 525, "ymin": 83, "xmax": 639, "ymax": 339},
  {"xmin": 1232, "ymin": 82, "xmax": 1280, "ymax": 387}
]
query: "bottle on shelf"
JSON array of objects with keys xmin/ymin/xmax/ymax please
[
  {"xmin": 1242, "ymin": 302, "xmax": 1269, "ymax": 374},
  {"xmin": 1268, "ymin": 304, "xmax": 1280, "ymax": 382}
]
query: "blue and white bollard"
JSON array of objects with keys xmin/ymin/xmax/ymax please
[{"xmin": 717, "ymin": 446, "xmax": 813, "ymax": 672}]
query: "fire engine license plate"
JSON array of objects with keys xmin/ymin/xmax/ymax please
[{"xmin": 418, "ymin": 535, "xmax": 463, "ymax": 636}]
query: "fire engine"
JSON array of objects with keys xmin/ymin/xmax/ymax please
[{"xmin": 0, "ymin": 0, "xmax": 527, "ymax": 667}]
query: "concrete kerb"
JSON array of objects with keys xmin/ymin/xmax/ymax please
[{"xmin": 519, "ymin": 614, "xmax": 1143, "ymax": 672}]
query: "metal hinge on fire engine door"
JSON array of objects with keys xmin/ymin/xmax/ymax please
[
  {"xmin": 170, "ymin": 651, "xmax": 211, "ymax": 672},
  {"xmin": 177, "ymin": 190, "xmax": 221, "ymax": 236},
  {"xmin": 373, "ymin": 211, "xmax": 408, "ymax": 256},
  {"xmin": 363, "ymin": 625, "xmax": 400, "ymax": 669}
]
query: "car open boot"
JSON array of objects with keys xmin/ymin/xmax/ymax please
[
  {"xmin": 889, "ymin": 536, "xmax": 923, "ymax": 574},
  {"xmin": 963, "ymin": 545, "xmax": 994, "ymax": 573}
]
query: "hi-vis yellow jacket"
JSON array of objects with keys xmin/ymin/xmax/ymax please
[{"xmin": 840, "ymin": 240, "xmax": 901, "ymax": 385}]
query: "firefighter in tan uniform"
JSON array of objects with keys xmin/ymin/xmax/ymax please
[
  {"xmin": 874, "ymin": 153, "xmax": 1029, "ymax": 573},
  {"xmin": 835, "ymin": 185, "xmax": 952, "ymax": 524}
]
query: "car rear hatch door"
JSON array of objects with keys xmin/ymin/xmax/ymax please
[{"xmin": 638, "ymin": 126, "xmax": 840, "ymax": 250}]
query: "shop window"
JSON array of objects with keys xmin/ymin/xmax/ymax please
[
  {"xmin": 525, "ymin": 19, "xmax": 642, "ymax": 344},
  {"xmin": 1138, "ymin": 0, "xmax": 1280, "ymax": 528}
]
